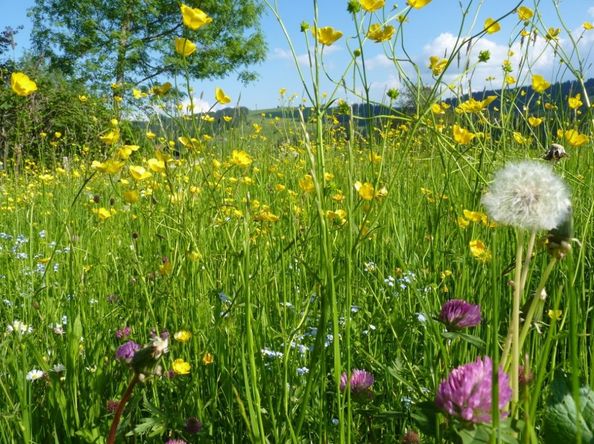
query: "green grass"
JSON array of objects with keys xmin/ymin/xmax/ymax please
[{"xmin": 2, "ymin": 1, "xmax": 594, "ymax": 442}]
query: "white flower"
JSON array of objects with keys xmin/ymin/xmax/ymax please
[
  {"xmin": 7, "ymin": 320, "xmax": 33, "ymax": 335},
  {"xmin": 26, "ymin": 369, "xmax": 44, "ymax": 381},
  {"xmin": 150, "ymin": 336, "xmax": 169, "ymax": 359},
  {"xmin": 52, "ymin": 364, "xmax": 66, "ymax": 373},
  {"xmin": 482, "ymin": 161, "xmax": 570, "ymax": 231}
]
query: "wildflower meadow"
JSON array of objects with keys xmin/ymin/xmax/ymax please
[{"xmin": 2, "ymin": 0, "xmax": 594, "ymax": 442}]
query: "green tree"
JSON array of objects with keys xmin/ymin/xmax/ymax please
[{"xmin": 29, "ymin": 0, "xmax": 266, "ymax": 88}]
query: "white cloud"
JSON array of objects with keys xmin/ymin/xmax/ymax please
[
  {"xmin": 370, "ymin": 74, "xmax": 400, "ymax": 94},
  {"xmin": 272, "ymin": 47, "xmax": 311, "ymax": 67},
  {"xmin": 421, "ymin": 32, "xmax": 558, "ymax": 93},
  {"xmin": 365, "ymin": 53, "xmax": 393, "ymax": 71},
  {"xmin": 272, "ymin": 46, "xmax": 342, "ymax": 68},
  {"xmin": 182, "ymin": 97, "xmax": 211, "ymax": 114}
]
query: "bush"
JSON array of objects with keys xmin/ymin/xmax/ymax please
[{"xmin": 0, "ymin": 58, "xmax": 113, "ymax": 167}]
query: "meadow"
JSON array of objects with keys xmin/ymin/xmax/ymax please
[{"xmin": 1, "ymin": 0, "xmax": 594, "ymax": 443}]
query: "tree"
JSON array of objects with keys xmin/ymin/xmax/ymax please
[
  {"xmin": 0, "ymin": 26, "xmax": 22, "ymax": 71},
  {"xmin": 29, "ymin": 0, "xmax": 266, "ymax": 88}
]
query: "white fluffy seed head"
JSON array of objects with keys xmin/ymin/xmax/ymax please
[{"xmin": 481, "ymin": 160, "xmax": 571, "ymax": 231}]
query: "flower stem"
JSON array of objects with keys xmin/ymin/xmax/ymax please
[
  {"xmin": 518, "ymin": 258, "xmax": 557, "ymax": 352},
  {"xmin": 519, "ymin": 230, "xmax": 537, "ymax": 292},
  {"xmin": 107, "ymin": 373, "xmax": 139, "ymax": 444},
  {"xmin": 511, "ymin": 230, "xmax": 525, "ymax": 408}
]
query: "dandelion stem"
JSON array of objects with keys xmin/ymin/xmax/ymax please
[
  {"xmin": 519, "ymin": 230, "xmax": 537, "ymax": 292},
  {"xmin": 511, "ymin": 230, "xmax": 525, "ymax": 407},
  {"xmin": 518, "ymin": 258, "xmax": 557, "ymax": 352},
  {"xmin": 106, "ymin": 373, "xmax": 139, "ymax": 444}
]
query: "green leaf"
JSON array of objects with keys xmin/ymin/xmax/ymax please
[
  {"xmin": 456, "ymin": 421, "xmax": 518, "ymax": 444},
  {"xmin": 411, "ymin": 401, "xmax": 439, "ymax": 437},
  {"xmin": 542, "ymin": 374, "xmax": 594, "ymax": 443}
]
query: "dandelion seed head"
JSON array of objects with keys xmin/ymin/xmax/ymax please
[{"xmin": 482, "ymin": 161, "xmax": 570, "ymax": 231}]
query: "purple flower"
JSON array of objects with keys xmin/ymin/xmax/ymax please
[
  {"xmin": 436, "ymin": 356, "xmax": 512, "ymax": 424},
  {"xmin": 164, "ymin": 440, "xmax": 187, "ymax": 444},
  {"xmin": 115, "ymin": 326, "xmax": 131, "ymax": 340},
  {"xmin": 439, "ymin": 299, "xmax": 481, "ymax": 330},
  {"xmin": 115, "ymin": 341, "xmax": 140, "ymax": 363},
  {"xmin": 185, "ymin": 416, "xmax": 202, "ymax": 434},
  {"xmin": 340, "ymin": 369, "xmax": 374, "ymax": 400},
  {"xmin": 106, "ymin": 399, "xmax": 119, "ymax": 413}
]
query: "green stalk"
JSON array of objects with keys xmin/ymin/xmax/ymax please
[
  {"xmin": 517, "ymin": 258, "xmax": 557, "ymax": 352},
  {"xmin": 510, "ymin": 230, "xmax": 525, "ymax": 408}
]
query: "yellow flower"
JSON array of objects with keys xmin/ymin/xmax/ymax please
[
  {"xmin": 366, "ymin": 24, "xmax": 395, "ymax": 42},
  {"xmin": 178, "ymin": 136, "xmax": 201, "ymax": 150},
  {"xmin": 407, "ymin": 0, "xmax": 432, "ymax": 8},
  {"xmin": 469, "ymin": 240, "xmax": 491, "ymax": 262},
  {"xmin": 584, "ymin": 22, "xmax": 594, "ymax": 31},
  {"xmin": 202, "ymin": 352, "xmax": 214, "ymax": 365},
  {"xmin": 528, "ymin": 116, "xmax": 543, "ymax": 127},
  {"xmin": 431, "ymin": 102, "xmax": 450, "ymax": 114},
  {"xmin": 457, "ymin": 216, "xmax": 470, "ymax": 229},
  {"xmin": 230, "ymin": 150, "xmax": 252, "ymax": 167},
  {"xmin": 505, "ymin": 75, "xmax": 516, "ymax": 85},
  {"xmin": 429, "ymin": 56, "xmax": 447, "ymax": 76},
  {"xmin": 152, "ymin": 82, "xmax": 172, "ymax": 96},
  {"xmin": 79, "ymin": 95, "xmax": 88, "ymax": 102},
  {"xmin": 463, "ymin": 210, "xmax": 488, "ymax": 225},
  {"xmin": 327, "ymin": 209, "xmax": 347, "ymax": 226},
  {"xmin": 132, "ymin": 88, "xmax": 147, "ymax": 99},
  {"xmin": 354, "ymin": 181, "xmax": 375, "ymax": 201},
  {"xmin": 558, "ymin": 129, "xmax": 589, "ymax": 147},
  {"xmin": 513, "ymin": 132, "xmax": 530, "ymax": 145},
  {"xmin": 117, "ymin": 144, "xmax": 140, "ymax": 160},
  {"xmin": 299, "ymin": 174, "xmax": 315, "ymax": 193},
  {"xmin": 175, "ymin": 37, "xmax": 196, "ymax": 57},
  {"xmin": 174, "ymin": 330, "xmax": 192, "ymax": 342},
  {"xmin": 484, "ymin": 18, "xmax": 500, "ymax": 34},
  {"xmin": 129, "ymin": 165, "xmax": 152, "ymax": 181},
  {"xmin": 93, "ymin": 207, "xmax": 114, "ymax": 221},
  {"xmin": 11, "ymin": 72, "xmax": 37, "ymax": 96},
  {"xmin": 180, "ymin": 4, "xmax": 212, "ymax": 30},
  {"xmin": 547, "ymin": 309, "xmax": 563, "ymax": 321},
  {"xmin": 531, "ymin": 74, "xmax": 550, "ymax": 94},
  {"xmin": 123, "ymin": 190, "xmax": 140, "ymax": 204},
  {"xmin": 360, "ymin": 0, "xmax": 384, "ymax": 12},
  {"xmin": 253, "ymin": 210, "xmax": 280, "ymax": 222},
  {"xmin": 172, "ymin": 358, "xmax": 191, "ymax": 375},
  {"xmin": 314, "ymin": 26, "xmax": 343, "ymax": 46},
  {"xmin": 147, "ymin": 158, "xmax": 166, "ymax": 173},
  {"xmin": 456, "ymin": 96, "xmax": 496, "ymax": 114},
  {"xmin": 517, "ymin": 6, "xmax": 533, "ymax": 21},
  {"xmin": 92, "ymin": 159, "xmax": 124, "ymax": 174},
  {"xmin": 452, "ymin": 125, "xmax": 476, "ymax": 144},
  {"xmin": 546, "ymin": 27, "xmax": 560, "ymax": 40},
  {"xmin": 99, "ymin": 129, "xmax": 120, "ymax": 145},
  {"xmin": 215, "ymin": 87, "xmax": 231, "ymax": 104},
  {"xmin": 568, "ymin": 93, "xmax": 583, "ymax": 110}
]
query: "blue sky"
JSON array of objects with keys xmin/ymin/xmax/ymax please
[{"xmin": 2, "ymin": 1, "xmax": 594, "ymax": 110}]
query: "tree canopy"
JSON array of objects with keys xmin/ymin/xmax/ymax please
[{"xmin": 29, "ymin": 0, "xmax": 266, "ymax": 88}]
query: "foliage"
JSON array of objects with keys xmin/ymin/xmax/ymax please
[
  {"xmin": 29, "ymin": 0, "xmax": 267, "ymax": 88},
  {"xmin": 543, "ymin": 374, "xmax": 594, "ymax": 443},
  {"xmin": 0, "ymin": 58, "xmax": 112, "ymax": 162}
]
